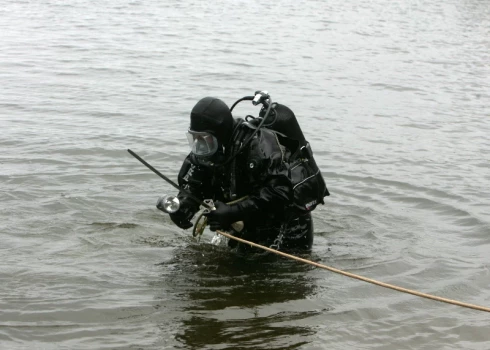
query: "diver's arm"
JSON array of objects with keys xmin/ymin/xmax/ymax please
[
  {"xmin": 165, "ymin": 155, "xmax": 211, "ymax": 229},
  {"xmin": 235, "ymin": 174, "xmax": 292, "ymax": 220},
  {"xmin": 204, "ymin": 175, "xmax": 292, "ymax": 231}
]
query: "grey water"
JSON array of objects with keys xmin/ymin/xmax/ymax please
[{"xmin": 1, "ymin": 0, "xmax": 489, "ymax": 349}]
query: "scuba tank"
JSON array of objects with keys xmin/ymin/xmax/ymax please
[{"xmin": 259, "ymin": 103, "xmax": 307, "ymax": 146}]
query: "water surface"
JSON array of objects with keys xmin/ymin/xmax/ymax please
[{"xmin": 1, "ymin": 0, "xmax": 489, "ymax": 349}]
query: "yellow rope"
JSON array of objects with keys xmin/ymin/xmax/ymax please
[
  {"xmin": 216, "ymin": 230, "xmax": 490, "ymax": 313},
  {"xmin": 226, "ymin": 195, "xmax": 249, "ymax": 205}
]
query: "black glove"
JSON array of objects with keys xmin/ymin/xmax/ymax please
[
  {"xmin": 203, "ymin": 201, "xmax": 242, "ymax": 231},
  {"xmin": 157, "ymin": 195, "xmax": 198, "ymax": 230}
]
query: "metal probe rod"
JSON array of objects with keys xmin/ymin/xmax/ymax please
[{"xmin": 127, "ymin": 149, "xmax": 212, "ymax": 209}]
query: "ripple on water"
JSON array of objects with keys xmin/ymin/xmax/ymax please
[{"xmin": 1, "ymin": 0, "xmax": 490, "ymax": 348}]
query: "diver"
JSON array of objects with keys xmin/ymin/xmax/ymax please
[{"xmin": 157, "ymin": 91, "xmax": 329, "ymax": 252}]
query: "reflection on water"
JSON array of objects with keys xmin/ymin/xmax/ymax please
[{"xmin": 155, "ymin": 243, "xmax": 319, "ymax": 349}]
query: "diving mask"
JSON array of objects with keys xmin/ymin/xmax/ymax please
[{"xmin": 186, "ymin": 130, "xmax": 219, "ymax": 157}]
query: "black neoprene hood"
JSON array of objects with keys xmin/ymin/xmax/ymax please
[{"xmin": 190, "ymin": 97, "xmax": 234, "ymax": 145}]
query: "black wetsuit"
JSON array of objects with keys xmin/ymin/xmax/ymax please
[{"xmin": 175, "ymin": 119, "xmax": 315, "ymax": 251}]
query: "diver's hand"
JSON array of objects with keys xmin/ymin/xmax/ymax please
[{"xmin": 203, "ymin": 201, "xmax": 242, "ymax": 231}]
